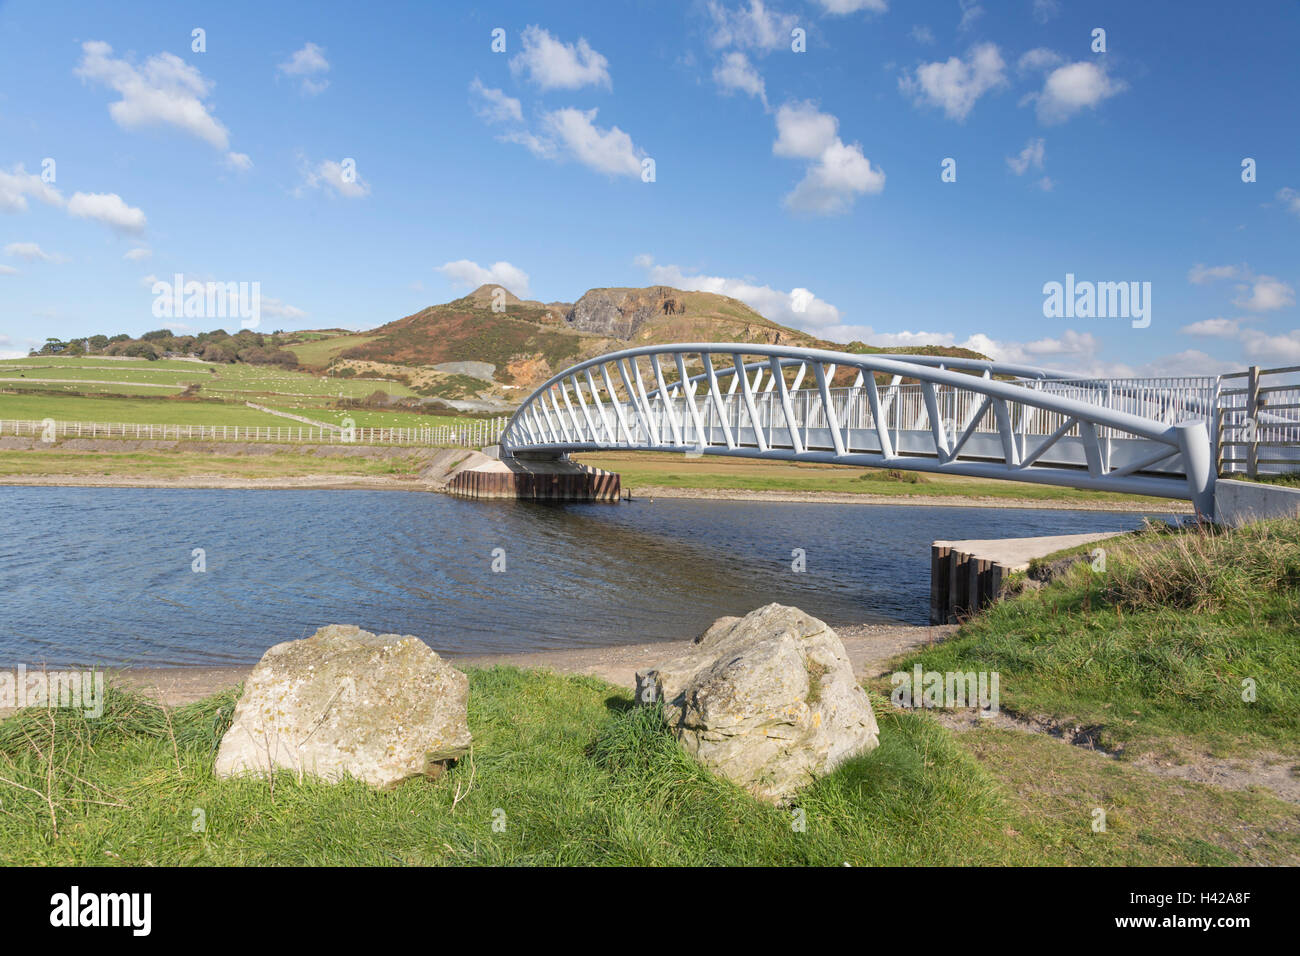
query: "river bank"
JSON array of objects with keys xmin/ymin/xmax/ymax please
[
  {"xmin": 0, "ymin": 438, "xmax": 1194, "ymax": 511},
  {"xmin": 0, "ymin": 471, "xmax": 1191, "ymax": 511},
  {"xmin": 52, "ymin": 621, "xmax": 956, "ymax": 708}
]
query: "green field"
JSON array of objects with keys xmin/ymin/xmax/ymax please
[
  {"xmin": 284, "ymin": 333, "xmax": 378, "ymax": 367},
  {"xmin": 0, "ymin": 356, "xmax": 418, "ymax": 400},
  {"xmin": 0, "ymin": 667, "xmax": 1293, "ymax": 865},
  {"xmin": 0, "ymin": 393, "xmax": 290, "ymax": 426}
]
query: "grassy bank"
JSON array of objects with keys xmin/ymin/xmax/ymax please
[
  {"xmin": 0, "ymin": 448, "xmax": 427, "ymax": 481},
  {"xmin": 884, "ymin": 517, "xmax": 1300, "ymax": 757},
  {"xmin": 1, "ymin": 667, "xmax": 1295, "ymax": 865},
  {"xmin": 576, "ymin": 451, "xmax": 1182, "ymax": 508}
]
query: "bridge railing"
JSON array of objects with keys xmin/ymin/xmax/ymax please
[
  {"xmin": 1215, "ymin": 364, "xmax": 1300, "ymax": 476},
  {"xmin": 501, "ymin": 343, "xmax": 1216, "ymax": 512}
]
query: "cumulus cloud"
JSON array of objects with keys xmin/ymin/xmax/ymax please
[
  {"xmin": 957, "ymin": 0, "xmax": 984, "ymax": 31},
  {"xmin": 67, "ymin": 192, "xmax": 146, "ymax": 234},
  {"xmin": 713, "ymin": 52, "xmax": 767, "ymax": 106},
  {"xmin": 1006, "ymin": 137, "xmax": 1045, "ymax": 175},
  {"xmin": 1276, "ymin": 187, "xmax": 1300, "ymax": 218},
  {"xmin": 1032, "ymin": 0, "xmax": 1061, "ymax": 24},
  {"xmin": 470, "ymin": 78, "xmax": 523, "ymax": 124},
  {"xmin": 4, "ymin": 241, "xmax": 62, "ymax": 262},
  {"xmin": 436, "ymin": 259, "xmax": 531, "ymax": 297},
  {"xmin": 1025, "ymin": 60, "xmax": 1126, "ymax": 124},
  {"xmin": 1234, "ymin": 275, "xmax": 1295, "ymax": 312},
  {"xmin": 75, "ymin": 40, "xmax": 247, "ymax": 168},
  {"xmin": 510, "ymin": 25, "xmax": 611, "ymax": 90},
  {"xmin": 899, "ymin": 43, "xmax": 1007, "ymax": 122},
  {"xmin": 1188, "ymin": 263, "xmax": 1245, "ymax": 284},
  {"xmin": 298, "ymin": 157, "xmax": 371, "ymax": 199},
  {"xmin": 1017, "ymin": 47, "xmax": 1064, "ymax": 74},
  {"xmin": 262, "ymin": 298, "xmax": 308, "ymax": 319},
  {"xmin": 278, "ymin": 42, "xmax": 330, "ymax": 95},
  {"xmin": 636, "ymin": 256, "xmax": 842, "ymax": 329},
  {"xmin": 1180, "ymin": 317, "xmax": 1245, "ymax": 337},
  {"xmin": 813, "ymin": 0, "xmax": 888, "ymax": 14},
  {"xmin": 773, "ymin": 102, "xmax": 884, "ymax": 215},
  {"xmin": 1240, "ymin": 329, "xmax": 1300, "ymax": 364},
  {"xmin": 0, "ymin": 164, "xmax": 63, "ymax": 213},
  {"xmin": 706, "ymin": 0, "xmax": 799, "ymax": 51},
  {"xmin": 538, "ymin": 108, "xmax": 646, "ymax": 177}
]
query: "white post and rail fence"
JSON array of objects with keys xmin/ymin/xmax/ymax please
[{"xmin": 0, "ymin": 417, "xmax": 508, "ymax": 448}]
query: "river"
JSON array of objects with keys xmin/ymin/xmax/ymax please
[{"xmin": 0, "ymin": 487, "xmax": 1172, "ymax": 667}]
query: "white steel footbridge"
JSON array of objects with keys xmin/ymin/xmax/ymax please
[{"xmin": 499, "ymin": 344, "xmax": 1299, "ymax": 517}]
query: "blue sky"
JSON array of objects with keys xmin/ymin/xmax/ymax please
[{"xmin": 1, "ymin": 0, "xmax": 1296, "ymax": 375}]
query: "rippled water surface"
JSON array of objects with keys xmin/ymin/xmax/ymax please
[{"xmin": 0, "ymin": 487, "xmax": 1167, "ymax": 666}]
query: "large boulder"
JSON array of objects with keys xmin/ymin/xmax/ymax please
[
  {"xmin": 635, "ymin": 604, "xmax": 879, "ymax": 804},
  {"xmin": 215, "ymin": 624, "xmax": 471, "ymax": 789}
]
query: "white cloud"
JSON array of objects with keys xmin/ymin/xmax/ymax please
[
  {"xmin": 510, "ymin": 25, "xmax": 611, "ymax": 90},
  {"xmin": 298, "ymin": 157, "xmax": 371, "ymax": 199},
  {"xmin": 0, "ymin": 163, "xmax": 64, "ymax": 213},
  {"xmin": 957, "ymin": 0, "xmax": 984, "ymax": 31},
  {"xmin": 66, "ymin": 192, "xmax": 146, "ymax": 234},
  {"xmin": 225, "ymin": 152, "xmax": 253, "ymax": 171},
  {"xmin": 278, "ymin": 42, "xmax": 330, "ymax": 95},
  {"xmin": 713, "ymin": 52, "xmax": 767, "ymax": 106},
  {"xmin": 1027, "ymin": 60, "xmax": 1126, "ymax": 124},
  {"xmin": 1188, "ymin": 263, "xmax": 1245, "ymax": 284},
  {"xmin": 637, "ymin": 256, "xmax": 842, "ymax": 328},
  {"xmin": 123, "ymin": 246, "xmax": 151, "ymax": 262},
  {"xmin": 499, "ymin": 128, "xmax": 559, "ymax": 160},
  {"xmin": 910, "ymin": 26, "xmax": 935, "ymax": 44},
  {"xmin": 773, "ymin": 101, "xmax": 839, "ymax": 158},
  {"xmin": 899, "ymin": 43, "xmax": 1007, "ymax": 122},
  {"xmin": 1032, "ymin": 0, "xmax": 1061, "ymax": 24},
  {"xmin": 0, "ymin": 265, "xmax": 18, "ymax": 276},
  {"xmin": 1180, "ymin": 317, "xmax": 1245, "ymax": 337},
  {"xmin": 539, "ymin": 108, "xmax": 646, "ymax": 178},
  {"xmin": 1017, "ymin": 47, "xmax": 1064, "ymax": 74},
  {"xmin": 470, "ymin": 78, "xmax": 523, "ymax": 124},
  {"xmin": 4, "ymin": 241, "xmax": 61, "ymax": 262},
  {"xmin": 1234, "ymin": 275, "xmax": 1295, "ymax": 312},
  {"xmin": 814, "ymin": 0, "xmax": 888, "ymax": 14},
  {"xmin": 1007, "ymin": 137, "xmax": 1045, "ymax": 175},
  {"xmin": 706, "ymin": 0, "xmax": 799, "ymax": 51},
  {"xmin": 1240, "ymin": 329, "xmax": 1300, "ymax": 364},
  {"xmin": 436, "ymin": 259, "xmax": 531, "ymax": 297},
  {"xmin": 772, "ymin": 102, "xmax": 884, "ymax": 215},
  {"xmin": 262, "ymin": 298, "xmax": 308, "ymax": 319},
  {"xmin": 1276, "ymin": 187, "xmax": 1300, "ymax": 218},
  {"xmin": 75, "ymin": 40, "xmax": 246, "ymax": 165}
]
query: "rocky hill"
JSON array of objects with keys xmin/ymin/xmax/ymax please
[{"xmin": 284, "ymin": 283, "xmax": 989, "ymax": 409}]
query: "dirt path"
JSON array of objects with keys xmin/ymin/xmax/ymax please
[
  {"xmin": 631, "ymin": 485, "xmax": 1191, "ymax": 513},
  {"xmin": 931, "ymin": 708, "xmax": 1300, "ymax": 805},
  {"xmin": 99, "ymin": 622, "xmax": 957, "ymax": 707}
]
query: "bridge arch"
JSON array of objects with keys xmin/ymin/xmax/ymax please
[{"xmin": 500, "ymin": 343, "xmax": 1216, "ymax": 515}]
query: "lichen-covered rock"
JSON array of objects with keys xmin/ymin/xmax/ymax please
[
  {"xmin": 215, "ymin": 624, "xmax": 470, "ymax": 789},
  {"xmin": 635, "ymin": 604, "xmax": 879, "ymax": 804}
]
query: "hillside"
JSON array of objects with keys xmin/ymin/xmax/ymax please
[{"xmin": 293, "ymin": 284, "xmax": 988, "ymax": 408}]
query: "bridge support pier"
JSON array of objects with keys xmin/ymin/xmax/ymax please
[{"xmin": 1175, "ymin": 420, "xmax": 1215, "ymax": 519}]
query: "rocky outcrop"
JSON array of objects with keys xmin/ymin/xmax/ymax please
[
  {"xmin": 214, "ymin": 624, "xmax": 471, "ymax": 789},
  {"xmin": 565, "ymin": 286, "xmax": 683, "ymax": 339},
  {"xmin": 635, "ymin": 604, "xmax": 879, "ymax": 804}
]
